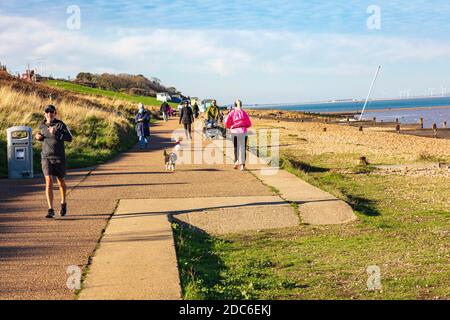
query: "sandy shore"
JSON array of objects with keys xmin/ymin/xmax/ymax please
[{"xmin": 250, "ymin": 114, "xmax": 450, "ymax": 165}]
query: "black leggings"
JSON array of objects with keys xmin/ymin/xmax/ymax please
[
  {"xmin": 183, "ymin": 123, "xmax": 192, "ymax": 139},
  {"xmin": 233, "ymin": 135, "xmax": 248, "ymax": 164}
]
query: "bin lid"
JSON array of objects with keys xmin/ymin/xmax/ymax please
[
  {"xmin": 7, "ymin": 126, "xmax": 32, "ymax": 140},
  {"xmin": 7, "ymin": 126, "xmax": 32, "ymax": 133}
]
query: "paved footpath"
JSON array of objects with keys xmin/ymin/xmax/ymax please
[{"xmin": 0, "ymin": 118, "xmax": 354, "ymax": 300}]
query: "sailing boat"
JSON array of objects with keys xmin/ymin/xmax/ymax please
[{"xmin": 358, "ymin": 66, "xmax": 382, "ymax": 121}]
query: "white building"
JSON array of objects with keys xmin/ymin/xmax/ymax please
[{"xmin": 157, "ymin": 92, "xmax": 171, "ymax": 102}]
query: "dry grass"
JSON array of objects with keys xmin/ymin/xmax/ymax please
[
  {"xmin": 0, "ymin": 85, "xmax": 128, "ymax": 132},
  {"xmin": 0, "ymin": 84, "xmax": 136, "ymax": 176}
]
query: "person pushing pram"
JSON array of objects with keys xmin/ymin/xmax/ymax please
[{"xmin": 204, "ymin": 99, "xmax": 225, "ymax": 139}]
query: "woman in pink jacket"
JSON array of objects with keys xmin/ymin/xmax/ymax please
[{"xmin": 225, "ymin": 100, "xmax": 252, "ymax": 171}]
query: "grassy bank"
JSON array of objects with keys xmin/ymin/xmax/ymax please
[
  {"xmin": 174, "ymin": 119, "xmax": 449, "ymax": 300},
  {"xmin": 45, "ymin": 80, "xmax": 177, "ymax": 108},
  {"xmin": 0, "ymin": 84, "xmax": 137, "ymax": 177}
]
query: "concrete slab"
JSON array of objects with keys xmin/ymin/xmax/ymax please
[
  {"xmin": 248, "ymin": 166, "xmax": 357, "ymax": 225},
  {"xmin": 166, "ymin": 196, "xmax": 298, "ymax": 235},
  {"xmin": 79, "ymin": 199, "xmax": 182, "ymax": 300}
]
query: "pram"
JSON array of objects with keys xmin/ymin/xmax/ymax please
[{"xmin": 203, "ymin": 119, "xmax": 225, "ymax": 140}]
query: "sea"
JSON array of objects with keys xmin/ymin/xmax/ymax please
[{"xmin": 254, "ymin": 97, "xmax": 450, "ymax": 129}]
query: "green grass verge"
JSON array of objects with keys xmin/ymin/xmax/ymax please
[
  {"xmin": 173, "ymin": 223, "xmax": 301, "ymax": 300},
  {"xmin": 45, "ymin": 80, "xmax": 177, "ymax": 107},
  {"xmin": 0, "ymin": 115, "xmax": 137, "ymax": 178},
  {"xmin": 64, "ymin": 116, "xmax": 137, "ymax": 169},
  {"xmin": 173, "ymin": 154, "xmax": 450, "ymax": 300}
]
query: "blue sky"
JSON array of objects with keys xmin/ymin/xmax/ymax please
[{"xmin": 1, "ymin": 0, "xmax": 450, "ymax": 103}]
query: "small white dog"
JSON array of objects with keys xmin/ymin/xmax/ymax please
[
  {"xmin": 164, "ymin": 150, "xmax": 177, "ymax": 171},
  {"xmin": 164, "ymin": 138, "xmax": 182, "ymax": 172}
]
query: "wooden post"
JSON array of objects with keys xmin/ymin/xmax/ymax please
[
  {"xmin": 420, "ymin": 117, "xmax": 424, "ymax": 129},
  {"xmin": 433, "ymin": 123, "xmax": 438, "ymax": 138},
  {"xmin": 359, "ymin": 126, "xmax": 363, "ymax": 132},
  {"xmin": 359, "ymin": 156, "xmax": 369, "ymax": 166}
]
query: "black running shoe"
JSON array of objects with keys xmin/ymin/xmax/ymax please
[
  {"xmin": 60, "ymin": 203, "xmax": 67, "ymax": 217},
  {"xmin": 46, "ymin": 209, "xmax": 55, "ymax": 219}
]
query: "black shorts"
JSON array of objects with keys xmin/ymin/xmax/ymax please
[{"xmin": 41, "ymin": 158, "xmax": 66, "ymax": 178}]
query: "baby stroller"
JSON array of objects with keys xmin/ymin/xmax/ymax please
[{"xmin": 203, "ymin": 119, "xmax": 225, "ymax": 140}]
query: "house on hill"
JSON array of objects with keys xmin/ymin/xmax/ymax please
[{"xmin": 157, "ymin": 92, "xmax": 171, "ymax": 102}]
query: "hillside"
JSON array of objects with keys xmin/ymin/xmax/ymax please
[
  {"xmin": 45, "ymin": 80, "xmax": 176, "ymax": 109},
  {"xmin": 74, "ymin": 72, "xmax": 180, "ymax": 98},
  {"xmin": 0, "ymin": 70, "xmax": 153, "ymax": 177}
]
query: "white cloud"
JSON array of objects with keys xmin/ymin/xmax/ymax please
[{"xmin": 2, "ymin": 12, "xmax": 450, "ymax": 102}]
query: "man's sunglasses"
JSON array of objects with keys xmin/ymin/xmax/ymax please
[{"xmin": 45, "ymin": 110, "xmax": 55, "ymax": 114}]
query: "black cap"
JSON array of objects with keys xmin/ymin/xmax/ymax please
[{"xmin": 45, "ymin": 105, "xmax": 56, "ymax": 113}]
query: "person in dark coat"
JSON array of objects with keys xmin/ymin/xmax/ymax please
[
  {"xmin": 179, "ymin": 101, "xmax": 194, "ymax": 140},
  {"xmin": 193, "ymin": 102, "xmax": 200, "ymax": 119},
  {"xmin": 160, "ymin": 101, "xmax": 170, "ymax": 122},
  {"xmin": 135, "ymin": 103, "xmax": 151, "ymax": 149}
]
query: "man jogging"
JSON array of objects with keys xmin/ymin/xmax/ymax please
[{"xmin": 35, "ymin": 105, "xmax": 73, "ymax": 219}]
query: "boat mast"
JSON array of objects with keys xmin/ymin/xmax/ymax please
[{"xmin": 359, "ymin": 65, "xmax": 381, "ymax": 121}]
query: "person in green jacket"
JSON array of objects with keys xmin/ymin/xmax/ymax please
[{"xmin": 206, "ymin": 100, "xmax": 220, "ymax": 121}]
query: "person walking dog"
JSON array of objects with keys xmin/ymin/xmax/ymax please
[
  {"xmin": 35, "ymin": 105, "xmax": 73, "ymax": 218},
  {"xmin": 225, "ymin": 100, "xmax": 252, "ymax": 171},
  {"xmin": 135, "ymin": 103, "xmax": 151, "ymax": 149}
]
